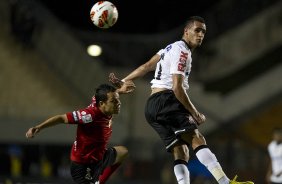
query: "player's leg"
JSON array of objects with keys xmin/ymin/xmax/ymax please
[
  {"xmin": 171, "ymin": 143, "xmax": 190, "ymax": 184},
  {"xmin": 146, "ymin": 119, "xmax": 191, "ymax": 184},
  {"xmin": 188, "ymin": 131, "xmax": 253, "ymax": 184},
  {"xmin": 99, "ymin": 146, "xmax": 128, "ymax": 184},
  {"xmin": 144, "ymin": 91, "xmax": 192, "ymax": 184},
  {"xmin": 112, "ymin": 145, "xmax": 129, "ymax": 164},
  {"xmin": 188, "ymin": 132, "xmax": 230, "ymax": 184}
]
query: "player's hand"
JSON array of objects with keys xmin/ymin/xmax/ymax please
[
  {"xmin": 117, "ymin": 80, "xmax": 136, "ymax": 94},
  {"xmin": 109, "ymin": 73, "xmax": 123, "ymax": 88},
  {"xmin": 109, "ymin": 73, "xmax": 136, "ymax": 94},
  {"xmin": 193, "ymin": 112, "xmax": 206, "ymax": 125},
  {"xmin": 26, "ymin": 127, "xmax": 40, "ymax": 138}
]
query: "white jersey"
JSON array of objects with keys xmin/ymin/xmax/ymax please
[
  {"xmin": 268, "ymin": 141, "xmax": 282, "ymax": 183},
  {"xmin": 150, "ymin": 40, "xmax": 192, "ymax": 90}
]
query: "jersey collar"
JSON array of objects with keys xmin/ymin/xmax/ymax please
[{"xmin": 181, "ymin": 39, "xmax": 192, "ymax": 51}]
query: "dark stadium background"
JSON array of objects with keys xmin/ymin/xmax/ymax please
[{"xmin": 40, "ymin": 0, "xmax": 219, "ymax": 34}]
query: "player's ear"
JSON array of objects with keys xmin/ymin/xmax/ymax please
[
  {"xmin": 184, "ymin": 27, "xmax": 189, "ymax": 35},
  {"xmin": 98, "ymin": 100, "xmax": 104, "ymax": 107}
]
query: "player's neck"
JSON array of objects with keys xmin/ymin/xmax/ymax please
[{"xmin": 181, "ymin": 39, "xmax": 193, "ymax": 51}]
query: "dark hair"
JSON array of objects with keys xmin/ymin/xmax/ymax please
[
  {"xmin": 185, "ymin": 16, "xmax": 205, "ymax": 28},
  {"xmin": 95, "ymin": 84, "xmax": 117, "ymax": 106}
]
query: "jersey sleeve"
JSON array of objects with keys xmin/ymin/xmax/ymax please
[
  {"xmin": 66, "ymin": 107, "xmax": 95, "ymax": 124},
  {"xmin": 169, "ymin": 45, "xmax": 190, "ymax": 76},
  {"xmin": 156, "ymin": 49, "xmax": 164, "ymax": 56}
]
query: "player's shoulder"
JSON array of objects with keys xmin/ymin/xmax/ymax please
[
  {"xmin": 171, "ymin": 40, "xmax": 190, "ymax": 51},
  {"xmin": 160, "ymin": 40, "xmax": 190, "ymax": 55}
]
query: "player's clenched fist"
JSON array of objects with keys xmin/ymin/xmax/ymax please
[{"xmin": 26, "ymin": 127, "xmax": 40, "ymax": 138}]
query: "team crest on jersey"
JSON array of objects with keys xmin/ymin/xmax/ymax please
[{"xmin": 82, "ymin": 114, "xmax": 92, "ymax": 123}]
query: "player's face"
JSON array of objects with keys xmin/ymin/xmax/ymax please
[
  {"xmin": 184, "ymin": 21, "xmax": 206, "ymax": 48},
  {"xmin": 100, "ymin": 92, "xmax": 121, "ymax": 115}
]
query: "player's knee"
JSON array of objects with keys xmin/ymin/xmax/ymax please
[
  {"xmin": 115, "ymin": 146, "xmax": 129, "ymax": 161},
  {"xmin": 191, "ymin": 135, "xmax": 206, "ymax": 149},
  {"xmin": 172, "ymin": 144, "xmax": 189, "ymax": 161},
  {"xmin": 121, "ymin": 146, "xmax": 129, "ymax": 158}
]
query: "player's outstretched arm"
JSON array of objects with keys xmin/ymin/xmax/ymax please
[
  {"xmin": 26, "ymin": 114, "xmax": 68, "ymax": 138},
  {"xmin": 109, "ymin": 54, "xmax": 160, "ymax": 93},
  {"xmin": 122, "ymin": 54, "xmax": 160, "ymax": 82}
]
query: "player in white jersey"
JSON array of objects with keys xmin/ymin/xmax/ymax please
[
  {"xmin": 266, "ymin": 128, "xmax": 282, "ymax": 184},
  {"xmin": 110, "ymin": 16, "xmax": 253, "ymax": 184},
  {"xmin": 150, "ymin": 41, "xmax": 191, "ymax": 90}
]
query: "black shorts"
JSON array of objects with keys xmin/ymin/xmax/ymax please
[
  {"xmin": 144, "ymin": 90, "xmax": 197, "ymax": 152},
  {"xmin": 70, "ymin": 147, "xmax": 117, "ymax": 184}
]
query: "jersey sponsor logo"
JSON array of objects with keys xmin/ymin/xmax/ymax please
[
  {"xmin": 178, "ymin": 63, "xmax": 185, "ymax": 72},
  {"xmin": 82, "ymin": 114, "xmax": 92, "ymax": 123},
  {"xmin": 180, "ymin": 51, "xmax": 188, "ymax": 61},
  {"xmin": 178, "ymin": 51, "xmax": 188, "ymax": 72}
]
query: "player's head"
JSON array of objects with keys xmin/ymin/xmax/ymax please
[
  {"xmin": 185, "ymin": 16, "xmax": 205, "ymax": 27},
  {"xmin": 183, "ymin": 16, "xmax": 206, "ymax": 49},
  {"xmin": 95, "ymin": 84, "xmax": 121, "ymax": 115}
]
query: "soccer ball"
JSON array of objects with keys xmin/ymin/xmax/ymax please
[{"xmin": 90, "ymin": 1, "xmax": 118, "ymax": 29}]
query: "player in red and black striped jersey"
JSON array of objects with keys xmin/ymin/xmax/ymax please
[{"xmin": 26, "ymin": 82, "xmax": 135, "ymax": 184}]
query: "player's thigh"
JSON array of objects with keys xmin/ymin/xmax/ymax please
[
  {"xmin": 171, "ymin": 143, "xmax": 189, "ymax": 161},
  {"xmin": 150, "ymin": 120, "xmax": 176, "ymax": 148},
  {"xmin": 191, "ymin": 131, "xmax": 207, "ymax": 149},
  {"xmin": 179, "ymin": 130, "xmax": 194, "ymax": 144}
]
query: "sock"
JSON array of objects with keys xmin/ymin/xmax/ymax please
[
  {"xmin": 99, "ymin": 163, "xmax": 121, "ymax": 184},
  {"xmin": 173, "ymin": 159, "xmax": 190, "ymax": 184},
  {"xmin": 195, "ymin": 145, "xmax": 230, "ymax": 184}
]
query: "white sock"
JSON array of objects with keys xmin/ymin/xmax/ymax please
[
  {"xmin": 174, "ymin": 161, "xmax": 190, "ymax": 184},
  {"xmin": 195, "ymin": 147, "xmax": 230, "ymax": 184}
]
